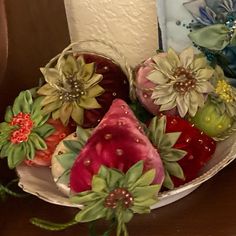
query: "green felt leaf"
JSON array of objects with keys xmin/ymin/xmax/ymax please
[
  {"xmin": 12, "ymin": 90, "xmax": 33, "ymax": 115},
  {"xmin": 70, "ymin": 191, "xmax": 101, "ymax": 205},
  {"xmin": 130, "ymin": 169, "xmax": 156, "ymax": 189},
  {"xmin": 63, "ymin": 140, "xmax": 83, "ymax": 154},
  {"xmin": 56, "ymin": 153, "xmax": 76, "ymax": 170},
  {"xmin": 29, "ymin": 132, "xmax": 47, "ymax": 150},
  {"xmin": 163, "ymin": 169, "xmax": 174, "ymax": 190},
  {"xmin": 125, "ymin": 161, "xmax": 144, "ymax": 188},
  {"xmin": 34, "ymin": 123, "xmax": 55, "ymax": 138},
  {"xmin": 4, "ymin": 106, "xmax": 13, "ymax": 122},
  {"xmin": 91, "ymin": 176, "xmax": 108, "ymax": 193},
  {"xmin": 164, "ymin": 162, "xmax": 185, "ymax": 180},
  {"xmin": 7, "ymin": 143, "xmax": 26, "ymax": 168},
  {"xmin": 133, "ymin": 198, "xmax": 157, "ymax": 208},
  {"xmin": 74, "ymin": 199, "xmax": 107, "ymax": 223}
]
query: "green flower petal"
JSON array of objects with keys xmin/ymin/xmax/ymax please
[
  {"xmin": 0, "ymin": 142, "xmax": 10, "ymax": 158},
  {"xmin": 147, "ymin": 70, "xmax": 167, "ymax": 85},
  {"xmin": 179, "ymin": 47, "xmax": 195, "ymax": 68},
  {"xmin": 132, "ymin": 185, "xmax": 160, "ymax": 204},
  {"xmin": 40, "ymin": 68, "xmax": 61, "ymax": 85},
  {"xmin": 12, "ymin": 90, "xmax": 33, "ymax": 115},
  {"xmin": 163, "ymin": 169, "xmax": 174, "ymax": 189},
  {"xmin": 4, "ymin": 106, "xmax": 13, "ymax": 122},
  {"xmin": 37, "ymin": 84, "xmax": 57, "ymax": 96},
  {"xmin": 71, "ymin": 102, "xmax": 84, "ymax": 125},
  {"xmin": 79, "ymin": 97, "xmax": 101, "ymax": 109},
  {"xmin": 59, "ymin": 103, "xmax": 73, "ymax": 125},
  {"xmin": 107, "ymin": 168, "xmax": 124, "ymax": 189},
  {"xmin": 75, "ymin": 199, "xmax": 107, "ymax": 223},
  {"xmin": 62, "ymin": 55, "xmax": 79, "ymax": 76},
  {"xmin": 29, "ymin": 132, "xmax": 47, "ymax": 151},
  {"xmin": 86, "ymin": 85, "xmax": 105, "ymax": 98},
  {"xmin": 91, "ymin": 176, "xmax": 108, "ymax": 193},
  {"xmin": 79, "ymin": 62, "xmax": 95, "ymax": 82},
  {"xmin": 70, "ymin": 191, "xmax": 101, "ymax": 205},
  {"xmin": 130, "ymin": 205, "xmax": 151, "ymax": 214},
  {"xmin": 34, "ymin": 124, "xmax": 55, "ymax": 138},
  {"xmin": 84, "ymin": 73, "xmax": 103, "ymax": 88},
  {"xmin": 7, "ymin": 143, "xmax": 26, "ymax": 169},
  {"xmin": 164, "ymin": 162, "xmax": 185, "ymax": 180},
  {"xmin": 42, "ymin": 100, "xmax": 62, "ymax": 115},
  {"xmin": 125, "ymin": 161, "xmax": 143, "ymax": 188},
  {"xmin": 25, "ymin": 140, "xmax": 35, "ymax": 160},
  {"xmin": 130, "ymin": 169, "xmax": 156, "ymax": 189}
]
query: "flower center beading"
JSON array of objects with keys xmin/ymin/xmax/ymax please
[
  {"xmin": 173, "ymin": 67, "xmax": 197, "ymax": 94},
  {"xmin": 215, "ymin": 80, "xmax": 233, "ymax": 103},
  {"xmin": 225, "ymin": 17, "xmax": 236, "ymax": 40},
  {"xmin": 10, "ymin": 112, "xmax": 34, "ymax": 144},
  {"xmin": 59, "ymin": 76, "xmax": 86, "ymax": 102},
  {"xmin": 104, "ymin": 188, "xmax": 134, "ymax": 209}
]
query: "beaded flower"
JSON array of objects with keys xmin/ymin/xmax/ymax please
[
  {"xmin": 70, "ymin": 161, "xmax": 160, "ymax": 236},
  {"xmin": 0, "ymin": 91, "xmax": 54, "ymax": 168},
  {"xmin": 147, "ymin": 47, "xmax": 214, "ymax": 117},
  {"xmin": 38, "ymin": 55, "xmax": 105, "ymax": 126}
]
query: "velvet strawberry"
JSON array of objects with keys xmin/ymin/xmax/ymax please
[
  {"xmin": 70, "ymin": 99, "xmax": 164, "ymax": 193},
  {"xmin": 148, "ymin": 115, "xmax": 216, "ymax": 189},
  {"xmin": 38, "ymin": 52, "xmax": 130, "ymax": 128}
]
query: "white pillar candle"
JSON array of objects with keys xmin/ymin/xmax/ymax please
[{"xmin": 64, "ymin": 0, "xmax": 158, "ymax": 67}]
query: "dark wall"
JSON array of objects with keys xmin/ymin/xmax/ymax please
[{"xmin": 0, "ymin": 0, "xmax": 70, "ymax": 118}]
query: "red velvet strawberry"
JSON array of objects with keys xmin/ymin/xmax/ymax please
[
  {"xmin": 148, "ymin": 115, "xmax": 216, "ymax": 189},
  {"xmin": 25, "ymin": 118, "xmax": 74, "ymax": 166},
  {"xmin": 70, "ymin": 99, "xmax": 165, "ymax": 193},
  {"xmin": 38, "ymin": 52, "xmax": 130, "ymax": 129}
]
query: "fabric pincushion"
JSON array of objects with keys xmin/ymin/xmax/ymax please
[
  {"xmin": 0, "ymin": 90, "xmax": 73, "ymax": 168},
  {"xmin": 69, "ymin": 99, "xmax": 165, "ymax": 193},
  {"xmin": 38, "ymin": 46, "xmax": 130, "ymax": 129}
]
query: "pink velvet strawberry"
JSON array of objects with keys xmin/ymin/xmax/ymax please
[
  {"xmin": 38, "ymin": 52, "xmax": 130, "ymax": 129},
  {"xmin": 25, "ymin": 118, "xmax": 73, "ymax": 166},
  {"xmin": 148, "ymin": 115, "xmax": 216, "ymax": 189},
  {"xmin": 70, "ymin": 99, "xmax": 164, "ymax": 193}
]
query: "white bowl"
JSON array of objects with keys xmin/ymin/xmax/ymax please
[{"xmin": 16, "ymin": 132, "xmax": 236, "ymax": 209}]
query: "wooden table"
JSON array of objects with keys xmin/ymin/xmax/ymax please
[
  {"xmin": 1, "ymin": 160, "xmax": 236, "ymax": 236},
  {"xmin": 0, "ymin": 1, "xmax": 236, "ymax": 235}
]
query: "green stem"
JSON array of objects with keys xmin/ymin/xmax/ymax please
[
  {"xmin": 30, "ymin": 217, "xmax": 78, "ymax": 231},
  {"xmin": 0, "ymin": 179, "xmax": 28, "ymax": 198}
]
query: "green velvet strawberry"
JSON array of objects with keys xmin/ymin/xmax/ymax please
[
  {"xmin": 0, "ymin": 90, "xmax": 55, "ymax": 168},
  {"xmin": 190, "ymin": 67, "xmax": 236, "ymax": 139}
]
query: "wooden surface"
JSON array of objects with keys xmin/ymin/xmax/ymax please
[{"xmin": 0, "ymin": 1, "xmax": 236, "ymax": 236}]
